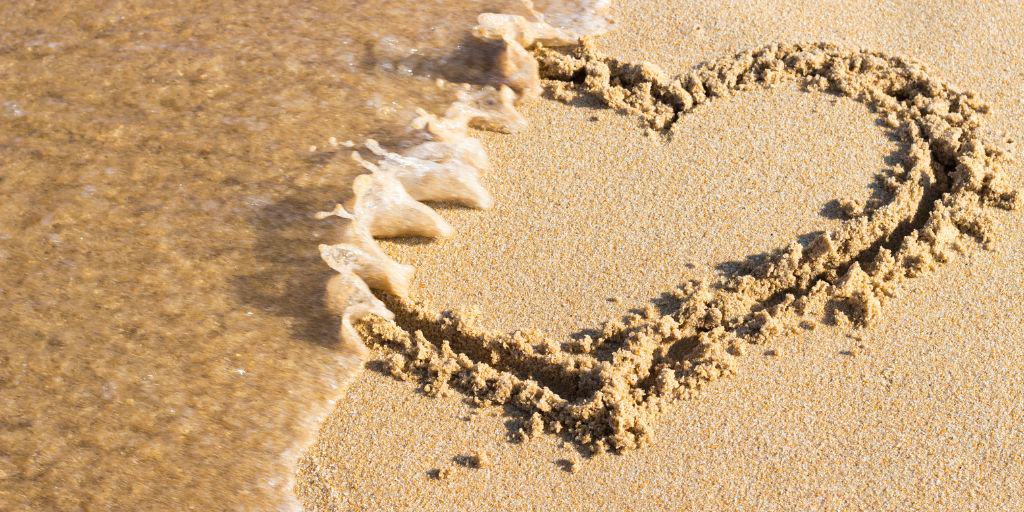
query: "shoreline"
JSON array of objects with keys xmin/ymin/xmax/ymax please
[{"xmin": 298, "ymin": 1, "xmax": 1024, "ymax": 509}]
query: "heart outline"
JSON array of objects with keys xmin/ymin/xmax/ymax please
[{"xmin": 359, "ymin": 41, "xmax": 1019, "ymax": 454}]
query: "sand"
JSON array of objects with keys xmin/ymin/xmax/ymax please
[
  {"xmin": 339, "ymin": 39, "xmax": 1019, "ymax": 454},
  {"xmin": 297, "ymin": 1, "xmax": 1024, "ymax": 510},
  {"xmin": 3, "ymin": 0, "xmax": 1022, "ymax": 510}
]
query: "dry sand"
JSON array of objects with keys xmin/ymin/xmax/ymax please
[
  {"xmin": 2, "ymin": 0, "xmax": 1021, "ymax": 510},
  {"xmin": 297, "ymin": 1, "xmax": 1024, "ymax": 510}
]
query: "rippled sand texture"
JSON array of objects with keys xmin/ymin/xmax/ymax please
[{"xmin": 0, "ymin": 1, "xmax": 523, "ymax": 509}]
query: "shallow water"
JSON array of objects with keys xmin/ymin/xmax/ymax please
[{"xmin": 0, "ymin": 1, "xmax": 517, "ymax": 509}]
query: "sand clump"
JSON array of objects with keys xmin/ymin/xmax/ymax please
[
  {"xmin": 467, "ymin": 450, "xmax": 492, "ymax": 468},
  {"xmin": 354, "ymin": 41, "xmax": 1018, "ymax": 455}
]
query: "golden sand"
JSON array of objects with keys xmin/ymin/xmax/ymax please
[
  {"xmin": 344, "ymin": 39, "xmax": 1018, "ymax": 454},
  {"xmin": 3, "ymin": 1, "xmax": 1023, "ymax": 510},
  {"xmin": 297, "ymin": 1, "xmax": 1024, "ymax": 510}
]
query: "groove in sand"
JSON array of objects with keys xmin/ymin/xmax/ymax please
[{"xmin": 358, "ymin": 41, "xmax": 1019, "ymax": 454}]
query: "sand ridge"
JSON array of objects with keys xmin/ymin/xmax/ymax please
[{"xmin": 357, "ymin": 41, "xmax": 1019, "ymax": 454}]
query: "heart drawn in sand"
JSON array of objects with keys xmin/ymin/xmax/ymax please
[{"xmin": 320, "ymin": 35, "xmax": 1019, "ymax": 454}]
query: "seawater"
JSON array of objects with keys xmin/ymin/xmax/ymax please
[{"xmin": 0, "ymin": 1, "xmax": 521, "ymax": 509}]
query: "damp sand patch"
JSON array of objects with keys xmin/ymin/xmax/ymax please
[{"xmin": 349, "ymin": 42, "xmax": 1018, "ymax": 454}]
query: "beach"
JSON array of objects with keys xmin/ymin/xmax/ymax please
[
  {"xmin": 299, "ymin": 1, "xmax": 1024, "ymax": 510},
  {"xmin": 2, "ymin": 1, "xmax": 1022, "ymax": 510}
]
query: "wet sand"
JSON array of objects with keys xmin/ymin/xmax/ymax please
[
  {"xmin": 2, "ymin": 1, "xmax": 1022, "ymax": 510},
  {"xmin": 0, "ymin": 0, "xmax": 519, "ymax": 509}
]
